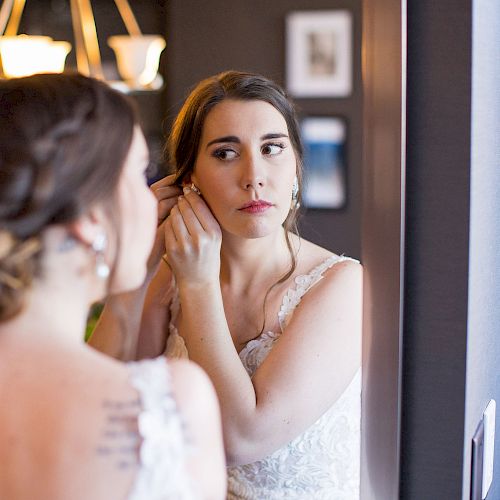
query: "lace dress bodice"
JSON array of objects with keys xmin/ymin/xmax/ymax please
[
  {"xmin": 126, "ymin": 357, "xmax": 195, "ymax": 500},
  {"xmin": 165, "ymin": 254, "xmax": 361, "ymax": 499}
]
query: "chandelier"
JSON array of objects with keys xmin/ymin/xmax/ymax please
[{"xmin": 0, "ymin": 0, "xmax": 166, "ymax": 92}]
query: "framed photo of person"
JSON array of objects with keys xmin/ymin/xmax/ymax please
[
  {"xmin": 300, "ymin": 117, "xmax": 347, "ymax": 209},
  {"xmin": 286, "ymin": 10, "xmax": 353, "ymax": 98}
]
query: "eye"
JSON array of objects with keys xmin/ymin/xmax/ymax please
[
  {"xmin": 212, "ymin": 147, "xmax": 239, "ymax": 161},
  {"xmin": 261, "ymin": 142, "xmax": 286, "ymax": 156}
]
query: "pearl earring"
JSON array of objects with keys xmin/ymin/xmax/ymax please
[{"xmin": 92, "ymin": 233, "xmax": 110, "ymax": 279}]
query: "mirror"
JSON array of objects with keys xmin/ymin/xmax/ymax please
[
  {"xmin": 161, "ymin": 5, "xmax": 366, "ymax": 497},
  {"xmin": 19, "ymin": 1, "xmax": 405, "ymax": 498}
]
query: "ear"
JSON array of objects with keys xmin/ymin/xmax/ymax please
[
  {"xmin": 181, "ymin": 173, "xmax": 194, "ymax": 187},
  {"xmin": 66, "ymin": 206, "xmax": 107, "ymax": 247}
]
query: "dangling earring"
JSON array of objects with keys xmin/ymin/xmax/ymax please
[
  {"xmin": 92, "ymin": 232, "xmax": 110, "ymax": 279},
  {"xmin": 291, "ymin": 176, "xmax": 300, "ymax": 209},
  {"xmin": 190, "ymin": 183, "xmax": 201, "ymax": 195}
]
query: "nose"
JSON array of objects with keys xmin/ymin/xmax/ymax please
[{"xmin": 241, "ymin": 152, "xmax": 265, "ymax": 191}]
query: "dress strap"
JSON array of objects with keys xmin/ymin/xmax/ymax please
[
  {"xmin": 126, "ymin": 357, "xmax": 194, "ymax": 499},
  {"xmin": 278, "ymin": 254, "xmax": 359, "ymax": 331}
]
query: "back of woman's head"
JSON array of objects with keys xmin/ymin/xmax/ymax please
[
  {"xmin": 168, "ymin": 70, "xmax": 304, "ymax": 184},
  {"xmin": 0, "ymin": 73, "xmax": 137, "ymax": 321}
]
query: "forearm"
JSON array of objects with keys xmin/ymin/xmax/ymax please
[
  {"xmin": 87, "ymin": 283, "xmax": 150, "ymax": 360},
  {"xmin": 178, "ymin": 281, "xmax": 258, "ymax": 459}
]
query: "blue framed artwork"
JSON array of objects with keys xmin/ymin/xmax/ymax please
[{"xmin": 301, "ymin": 117, "xmax": 347, "ymax": 209}]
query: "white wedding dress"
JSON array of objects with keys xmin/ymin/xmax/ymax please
[
  {"xmin": 165, "ymin": 254, "xmax": 361, "ymax": 500},
  {"xmin": 125, "ymin": 357, "xmax": 196, "ymax": 500}
]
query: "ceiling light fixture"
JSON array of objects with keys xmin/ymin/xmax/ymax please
[{"xmin": 0, "ymin": 0, "xmax": 166, "ymax": 92}]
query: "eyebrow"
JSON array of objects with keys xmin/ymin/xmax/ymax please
[{"xmin": 205, "ymin": 132, "xmax": 289, "ymax": 149}]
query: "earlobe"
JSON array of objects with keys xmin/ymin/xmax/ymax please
[
  {"xmin": 67, "ymin": 208, "xmax": 106, "ymax": 248},
  {"xmin": 182, "ymin": 174, "xmax": 202, "ymax": 195},
  {"xmin": 189, "ymin": 182, "xmax": 202, "ymax": 195},
  {"xmin": 67, "ymin": 214, "xmax": 110, "ymax": 280},
  {"xmin": 67, "ymin": 219, "xmax": 95, "ymax": 248}
]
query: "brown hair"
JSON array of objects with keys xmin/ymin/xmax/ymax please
[
  {"xmin": 0, "ymin": 73, "xmax": 137, "ymax": 321},
  {"xmin": 167, "ymin": 70, "xmax": 303, "ymax": 334}
]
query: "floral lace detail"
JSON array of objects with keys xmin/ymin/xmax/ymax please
[
  {"xmin": 238, "ymin": 330, "xmax": 280, "ymax": 374},
  {"xmin": 278, "ymin": 254, "xmax": 353, "ymax": 331},
  {"xmin": 164, "ymin": 254, "xmax": 361, "ymax": 499},
  {"xmin": 126, "ymin": 357, "xmax": 194, "ymax": 500},
  {"xmin": 227, "ymin": 370, "xmax": 361, "ymax": 499},
  {"xmin": 228, "ymin": 254, "xmax": 361, "ymax": 500}
]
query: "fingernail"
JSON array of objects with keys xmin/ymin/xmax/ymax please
[{"xmin": 183, "ymin": 186, "xmax": 191, "ymax": 194}]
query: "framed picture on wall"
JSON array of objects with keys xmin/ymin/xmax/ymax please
[
  {"xmin": 300, "ymin": 117, "xmax": 347, "ymax": 209},
  {"xmin": 286, "ymin": 10, "xmax": 353, "ymax": 98}
]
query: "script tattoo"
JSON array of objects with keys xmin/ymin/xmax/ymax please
[{"xmin": 95, "ymin": 398, "xmax": 142, "ymax": 470}]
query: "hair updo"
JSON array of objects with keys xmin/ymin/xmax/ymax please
[{"xmin": 0, "ymin": 73, "xmax": 138, "ymax": 321}]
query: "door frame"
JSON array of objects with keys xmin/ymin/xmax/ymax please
[{"xmin": 361, "ymin": 1, "xmax": 406, "ymax": 498}]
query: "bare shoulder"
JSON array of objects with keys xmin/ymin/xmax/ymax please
[
  {"xmin": 287, "ymin": 234, "xmax": 363, "ymax": 336},
  {"xmin": 275, "ymin": 238, "xmax": 363, "ymax": 371},
  {"xmin": 290, "ymin": 233, "xmax": 362, "ymax": 280}
]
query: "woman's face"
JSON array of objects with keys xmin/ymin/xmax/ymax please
[
  {"xmin": 191, "ymin": 99, "xmax": 297, "ymax": 239},
  {"xmin": 112, "ymin": 127, "xmax": 157, "ymax": 292}
]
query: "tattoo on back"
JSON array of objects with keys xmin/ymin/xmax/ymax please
[{"xmin": 95, "ymin": 398, "xmax": 142, "ymax": 470}]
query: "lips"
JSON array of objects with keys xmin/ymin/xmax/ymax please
[{"xmin": 238, "ymin": 200, "xmax": 273, "ymax": 214}]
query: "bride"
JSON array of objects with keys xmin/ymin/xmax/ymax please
[
  {"xmin": 90, "ymin": 70, "xmax": 362, "ymax": 499},
  {"xmin": 0, "ymin": 73, "xmax": 225, "ymax": 500}
]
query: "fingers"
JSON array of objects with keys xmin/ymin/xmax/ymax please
[
  {"xmin": 164, "ymin": 216, "xmax": 178, "ymax": 248},
  {"xmin": 157, "ymin": 197, "xmax": 179, "ymax": 224},
  {"xmin": 168, "ymin": 204, "xmax": 192, "ymax": 242},
  {"xmin": 151, "ymin": 173, "xmax": 177, "ymax": 191},
  {"xmin": 180, "ymin": 187, "xmax": 221, "ymax": 235},
  {"xmin": 164, "ymin": 186, "xmax": 221, "ymax": 255},
  {"xmin": 163, "ymin": 188, "xmax": 222, "ymax": 284},
  {"xmin": 151, "ymin": 174, "xmax": 183, "ymax": 224},
  {"xmin": 176, "ymin": 196, "xmax": 206, "ymax": 236}
]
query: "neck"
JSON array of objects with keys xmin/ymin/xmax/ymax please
[
  {"xmin": 220, "ymin": 228, "xmax": 294, "ymax": 290},
  {"xmin": 0, "ymin": 227, "xmax": 104, "ymax": 347},
  {"xmin": 0, "ymin": 284, "xmax": 91, "ymax": 346}
]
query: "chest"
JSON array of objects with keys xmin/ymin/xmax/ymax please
[
  {"xmin": 223, "ymin": 282, "xmax": 291, "ymax": 350},
  {"xmin": 174, "ymin": 284, "xmax": 286, "ymax": 354}
]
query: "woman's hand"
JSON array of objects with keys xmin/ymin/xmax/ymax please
[
  {"xmin": 153, "ymin": 174, "xmax": 183, "ymax": 225},
  {"xmin": 146, "ymin": 174, "xmax": 183, "ymax": 273},
  {"xmin": 164, "ymin": 186, "xmax": 222, "ymax": 286}
]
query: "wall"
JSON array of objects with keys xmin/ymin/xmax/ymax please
[
  {"xmin": 401, "ymin": 1, "xmax": 472, "ymax": 497},
  {"xmin": 401, "ymin": 1, "xmax": 500, "ymax": 498},
  {"xmin": 463, "ymin": 0, "xmax": 500, "ymax": 498},
  {"xmin": 163, "ymin": 0, "xmax": 363, "ymax": 258},
  {"xmin": 14, "ymin": 1, "xmax": 362, "ymax": 257}
]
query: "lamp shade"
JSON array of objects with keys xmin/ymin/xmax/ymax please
[
  {"xmin": 108, "ymin": 35, "xmax": 165, "ymax": 87},
  {"xmin": 0, "ymin": 35, "xmax": 71, "ymax": 78}
]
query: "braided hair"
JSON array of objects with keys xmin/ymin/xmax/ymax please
[{"xmin": 0, "ymin": 73, "xmax": 137, "ymax": 321}]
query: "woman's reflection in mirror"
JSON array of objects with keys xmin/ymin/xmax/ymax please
[{"xmin": 90, "ymin": 70, "xmax": 362, "ymax": 499}]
